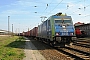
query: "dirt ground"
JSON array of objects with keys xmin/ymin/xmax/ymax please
[{"xmin": 23, "ymin": 38, "xmax": 46, "ymax": 60}]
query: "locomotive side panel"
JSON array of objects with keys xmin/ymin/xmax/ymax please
[
  {"xmin": 47, "ymin": 19, "xmax": 52, "ymax": 39},
  {"xmin": 37, "ymin": 24, "xmax": 42, "ymax": 38},
  {"xmin": 41, "ymin": 21, "xmax": 47, "ymax": 38}
]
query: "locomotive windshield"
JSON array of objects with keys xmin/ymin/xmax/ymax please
[{"xmin": 55, "ymin": 20, "xmax": 72, "ymax": 24}]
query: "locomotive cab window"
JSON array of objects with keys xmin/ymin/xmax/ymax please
[{"xmin": 55, "ymin": 19, "xmax": 72, "ymax": 24}]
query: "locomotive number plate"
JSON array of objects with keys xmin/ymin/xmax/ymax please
[{"xmin": 62, "ymin": 32, "xmax": 68, "ymax": 35}]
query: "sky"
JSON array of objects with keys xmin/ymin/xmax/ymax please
[{"xmin": 0, "ymin": 0, "xmax": 90, "ymax": 33}]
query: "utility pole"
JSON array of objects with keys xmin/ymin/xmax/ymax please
[
  {"xmin": 12, "ymin": 24, "xmax": 13, "ymax": 36},
  {"xmin": 8, "ymin": 16, "xmax": 10, "ymax": 35}
]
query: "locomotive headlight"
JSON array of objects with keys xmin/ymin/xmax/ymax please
[
  {"xmin": 70, "ymin": 33, "xmax": 73, "ymax": 35},
  {"xmin": 56, "ymin": 33, "xmax": 59, "ymax": 36},
  {"xmin": 62, "ymin": 25, "xmax": 66, "ymax": 28}
]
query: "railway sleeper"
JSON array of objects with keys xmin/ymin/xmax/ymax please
[{"xmin": 59, "ymin": 48, "xmax": 90, "ymax": 60}]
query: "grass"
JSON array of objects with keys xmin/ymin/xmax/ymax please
[{"xmin": 0, "ymin": 36, "xmax": 25, "ymax": 60}]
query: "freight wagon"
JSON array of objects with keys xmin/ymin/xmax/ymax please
[
  {"xmin": 30, "ymin": 27, "xmax": 38, "ymax": 39},
  {"xmin": 37, "ymin": 13, "xmax": 76, "ymax": 47},
  {"xmin": 23, "ymin": 31, "xmax": 30, "ymax": 37}
]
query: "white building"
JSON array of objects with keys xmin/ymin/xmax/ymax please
[{"xmin": 0, "ymin": 29, "xmax": 8, "ymax": 35}]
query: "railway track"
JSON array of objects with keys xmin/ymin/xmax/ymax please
[
  {"xmin": 35, "ymin": 38, "xmax": 90, "ymax": 60},
  {"xmin": 53, "ymin": 38, "xmax": 90, "ymax": 60},
  {"xmin": 56, "ymin": 46, "xmax": 90, "ymax": 60},
  {"xmin": 73, "ymin": 38, "xmax": 90, "ymax": 48},
  {"xmin": 73, "ymin": 43, "xmax": 90, "ymax": 48},
  {"xmin": 44, "ymin": 41, "xmax": 90, "ymax": 60},
  {"xmin": 67, "ymin": 45, "xmax": 90, "ymax": 53},
  {"xmin": 74, "ymin": 40, "xmax": 90, "ymax": 43}
]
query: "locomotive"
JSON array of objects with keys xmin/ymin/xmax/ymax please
[
  {"xmin": 37, "ymin": 13, "xmax": 76, "ymax": 47},
  {"xmin": 75, "ymin": 28, "xmax": 87, "ymax": 38}
]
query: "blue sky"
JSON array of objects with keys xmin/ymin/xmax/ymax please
[{"xmin": 0, "ymin": 0, "xmax": 90, "ymax": 33}]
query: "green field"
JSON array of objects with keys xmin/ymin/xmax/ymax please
[{"xmin": 0, "ymin": 36, "xmax": 25, "ymax": 60}]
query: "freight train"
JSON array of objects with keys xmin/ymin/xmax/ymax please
[{"xmin": 21, "ymin": 12, "xmax": 77, "ymax": 47}]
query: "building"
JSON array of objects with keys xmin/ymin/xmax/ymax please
[
  {"xmin": 0, "ymin": 30, "xmax": 8, "ymax": 35},
  {"xmin": 74, "ymin": 22, "xmax": 84, "ymax": 26},
  {"xmin": 0, "ymin": 29, "xmax": 12, "ymax": 35}
]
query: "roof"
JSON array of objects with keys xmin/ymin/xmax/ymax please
[
  {"xmin": 0, "ymin": 29, "xmax": 8, "ymax": 33},
  {"xmin": 74, "ymin": 22, "xmax": 84, "ymax": 26},
  {"xmin": 75, "ymin": 23, "xmax": 90, "ymax": 27}
]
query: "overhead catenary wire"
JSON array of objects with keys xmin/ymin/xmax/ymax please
[
  {"xmin": 65, "ymin": 0, "xmax": 88, "ymax": 15},
  {"xmin": 85, "ymin": 14, "xmax": 90, "ymax": 17},
  {"xmin": 66, "ymin": 0, "xmax": 82, "ymax": 10},
  {"xmin": 41, "ymin": 4, "xmax": 49, "ymax": 15},
  {"xmin": 33, "ymin": 0, "xmax": 90, "ymax": 19},
  {"xmin": 47, "ymin": 0, "xmax": 64, "ymax": 16},
  {"xmin": 66, "ymin": 0, "xmax": 90, "ymax": 16},
  {"xmin": 38, "ymin": 0, "xmax": 87, "ymax": 17},
  {"xmin": 68, "ymin": 8, "xmax": 82, "ymax": 15},
  {"xmin": 65, "ymin": 0, "xmax": 85, "ymax": 14},
  {"xmin": 39, "ymin": 4, "xmax": 49, "ymax": 22},
  {"xmin": 85, "ymin": 4, "xmax": 90, "ymax": 7},
  {"xmin": 39, "ymin": 0, "xmax": 54, "ymax": 22},
  {"xmin": 46, "ymin": 0, "xmax": 83, "ymax": 16},
  {"xmin": 40, "ymin": 0, "xmax": 54, "ymax": 16},
  {"xmin": 51, "ymin": 0, "xmax": 82, "ymax": 11}
]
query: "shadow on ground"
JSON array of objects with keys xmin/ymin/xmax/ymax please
[
  {"xmin": 6, "ymin": 37, "xmax": 54, "ymax": 50},
  {"xmin": 6, "ymin": 40, "xmax": 25, "ymax": 49}
]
